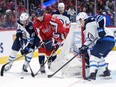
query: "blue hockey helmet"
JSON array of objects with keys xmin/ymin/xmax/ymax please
[{"xmin": 36, "ymin": 8, "xmax": 44, "ymax": 17}]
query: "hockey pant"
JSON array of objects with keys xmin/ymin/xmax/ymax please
[
  {"xmin": 38, "ymin": 39, "xmax": 54, "ymax": 56},
  {"xmin": 89, "ymin": 39, "xmax": 115, "ymax": 73}
]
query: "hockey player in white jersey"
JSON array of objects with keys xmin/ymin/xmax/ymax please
[
  {"xmin": 76, "ymin": 12, "xmax": 115, "ymax": 80},
  {"xmin": 4, "ymin": 12, "xmax": 36, "ymax": 72},
  {"xmin": 52, "ymin": 2, "xmax": 70, "ymax": 34}
]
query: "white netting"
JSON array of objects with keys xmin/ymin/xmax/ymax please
[
  {"xmin": 61, "ymin": 53, "xmax": 82, "ymax": 77},
  {"xmin": 50, "ymin": 23, "xmax": 83, "ymax": 77}
]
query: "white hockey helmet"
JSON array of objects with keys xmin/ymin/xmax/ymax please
[
  {"xmin": 76, "ymin": 12, "xmax": 88, "ymax": 22},
  {"xmin": 58, "ymin": 2, "xmax": 65, "ymax": 8},
  {"xmin": 58, "ymin": 2, "xmax": 65, "ymax": 10},
  {"xmin": 20, "ymin": 12, "xmax": 29, "ymax": 22}
]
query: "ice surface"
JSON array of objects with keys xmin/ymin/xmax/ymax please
[{"xmin": 0, "ymin": 51, "xmax": 116, "ymax": 87}]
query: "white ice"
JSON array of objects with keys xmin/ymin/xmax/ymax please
[{"xmin": 0, "ymin": 51, "xmax": 116, "ymax": 87}]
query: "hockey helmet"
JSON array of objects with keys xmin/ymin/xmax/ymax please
[
  {"xmin": 36, "ymin": 8, "xmax": 44, "ymax": 17},
  {"xmin": 58, "ymin": 2, "xmax": 65, "ymax": 11},
  {"xmin": 76, "ymin": 12, "xmax": 88, "ymax": 22},
  {"xmin": 58, "ymin": 2, "xmax": 65, "ymax": 8},
  {"xmin": 20, "ymin": 12, "xmax": 29, "ymax": 22}
]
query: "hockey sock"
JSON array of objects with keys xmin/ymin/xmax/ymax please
[
  {"xmin": 38, "ymin": 55, "xmax": 45, "ymax": 65},
  {"xmin": 48, "ymin": 55, "xmax": 57, "ymax": 62}
]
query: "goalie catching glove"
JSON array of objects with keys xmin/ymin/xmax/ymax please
[{"xmin": 79, "ymin": 45, "xmax": 88, "ymax": 54}]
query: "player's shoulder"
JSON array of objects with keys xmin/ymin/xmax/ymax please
[
  {"xmin": 26, "ymin": 22, "xmax": 33, "ymax": 28},
  {"xmin": 33, "ymin": 18, "xmax": 40, "ymax": 26},
  {"xmin": 52, "ymin": 10, "xmax": 60, "ymax": 15},
  {"xmin": 85, "ymin": 16, "xmax": 95, "ymax": 24},
  {"xmin": 62, "ymin": 11, "xmax": 70, "ymax": 18},
  {"xmin": 17, "ymin": 20, "xmax": 23, "ymax": 26},
  {"xmin": 44, "ymin": 14, "xmax": 52, "ymax": 21}
]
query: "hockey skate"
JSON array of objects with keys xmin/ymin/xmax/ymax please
[
  {"xmin": 4, "ymin": 62, "xmax": 13, "ymax": 72},
  {"xmin": 22, "ymin": 61, "xmax": 28, "ymax": 72},
  {"xmin": 40, "ymin": 65, "xmax": 46, "ymax": 74},
  {"xmin": 86, "ymin": 70, "xmax": 97, "ymax": 81},
  {"xmin": 48, "ymin": 61, "xmax": 52, "ymax": 69},
  {"xmin": 99, "ymin": 67, "xmax": 112, "ymax": 79},
  {"xmin": 99, "ymin": 67, "xmax": 110, "ymax": 77}
]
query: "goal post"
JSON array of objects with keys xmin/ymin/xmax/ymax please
[{"xmin": 81, "ymin": 27, "xmax": 86, "ymax": 79}]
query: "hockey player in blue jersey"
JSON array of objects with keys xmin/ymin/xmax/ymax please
[
  {"xmin": 4, "ymin": 12, "xmax": 37, "ymax": 72},
  {"xmin": 76, "ymin": 12, "xmax": 115, "ymax": 80}
]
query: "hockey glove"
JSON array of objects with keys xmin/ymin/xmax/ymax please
[
  {"xmin": 54, "ymin": 44, "xmax": 59, "ymax": 51},
  {"xmin": 79, "ymin": 45, "xmax": 88, "ymax": 54},
  {"xmin": 16, "ymin": 30, "xmax": 22, "ymax": 38},
  {"xmin": 20, "ymin": 47, "xmax": 30, "ymax": 55},
  {"xmin": 97, "ymin": 28, "xmax": 106, "ymax": 38},
  {"xmin": 40, "ymin": 42, "xmax": 46, "ymax": 48},
  {"xmin": 53, "ymin": 32, "xmax": 60, "ymax": 39}
]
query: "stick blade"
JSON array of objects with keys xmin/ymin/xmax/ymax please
[
  {"xmin": 0, "ymin": 63, "xmax": 8, "ymax": 76},
  {"xmin": 31, "ymin": 73, "xmax": 35, "ymax": 77},
  {"xmin": 47, "ymin": 74, "xmax": 53, "ymax": 78}
]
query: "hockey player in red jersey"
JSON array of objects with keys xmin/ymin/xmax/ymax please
[{"xmin": 33, "ymin": 8, "xmax": 67, "ymax": 73}]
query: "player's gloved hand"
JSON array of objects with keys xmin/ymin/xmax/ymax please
[
  {"xmin": 53, "ymin": 32, "xmax": 60, "ymax": 39},
  {"xmin": 16, "ymin": 30, "xmax": 22, "ymax": 38},
  {"xmin": 40, "ymin": 42, "xmax": 46, "ymax": 48},
  {"xmin": 54, "ymin": 44, "xmax": 59, "ymax": 51},
  {"xmin": 20, "ymin": 47, "xmax": 30, "ymax": 55},
  {"xmin": 97, "ymin": 28, "xmax": 106, "ymax": 38},
  {"xmin": 79, "ymin": 45, "xmax": 88, "ymax": 54}
]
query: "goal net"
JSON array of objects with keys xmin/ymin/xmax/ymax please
[{"xmin": 50, "ymin": 23, "xmax": 86, "ymax": 78}]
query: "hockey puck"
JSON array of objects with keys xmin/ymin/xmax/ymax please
[{"xmin": 20, "ymin": 77, "xmax": 24, "ymax": 79}]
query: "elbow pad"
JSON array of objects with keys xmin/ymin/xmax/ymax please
[{"xmin": 97, "ymin": 28, "xmax": 106, "ymax": 38}]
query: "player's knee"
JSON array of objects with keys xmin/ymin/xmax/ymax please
[
  {"xmin": 25, "ymin": 56, "xmax": 32, "ymax": 63},
  {"xmin": 48, "ymin": 55, "xmax": 57, "ymax": 62}
]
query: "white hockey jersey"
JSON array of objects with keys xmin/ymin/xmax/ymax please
[
  {"xmin": 84, "ymin": 16, "xmax": 114, "ymax": 46},
  {"xmin": 52, "ymin": 10, "xmax": 70, "ymax": 29}
]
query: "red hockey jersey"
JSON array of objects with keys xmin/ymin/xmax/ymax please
[{"xmin": 33, "ymin": 14, "xmax": 53, "ymax": 41}]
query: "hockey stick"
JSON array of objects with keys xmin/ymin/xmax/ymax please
[
  {"xmin": 27, "ymin": 62, "xmax": 35, "ymax": 77},
  {"xmin": 1, "ymin": 55, "xmax": 24, "ymax": 76},
  {"xmin": 47, "ymin": 38, "xmax": 98, "ymax": 78},
  {"xmin": 47, "ymin": 53, "xmax": 79, "ymax": 78},
  {"xmin": 0, "ymin": 46, "xmax": 38, "ymax": 76},
  {"xmin": 19, "ymin": 38, "xmax": 35, "ymax": 77},
  {"xmin": 0, "ymin": 39, "xmax": 52, "ymax": 76},
  {"xmin": 32, "ymin": 50, "xmax": 54, "ymax": 77}
]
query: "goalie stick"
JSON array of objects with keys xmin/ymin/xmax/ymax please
[{"xmin": 47, "ymin": 37, "xmax": 98, "ymax": 78}]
